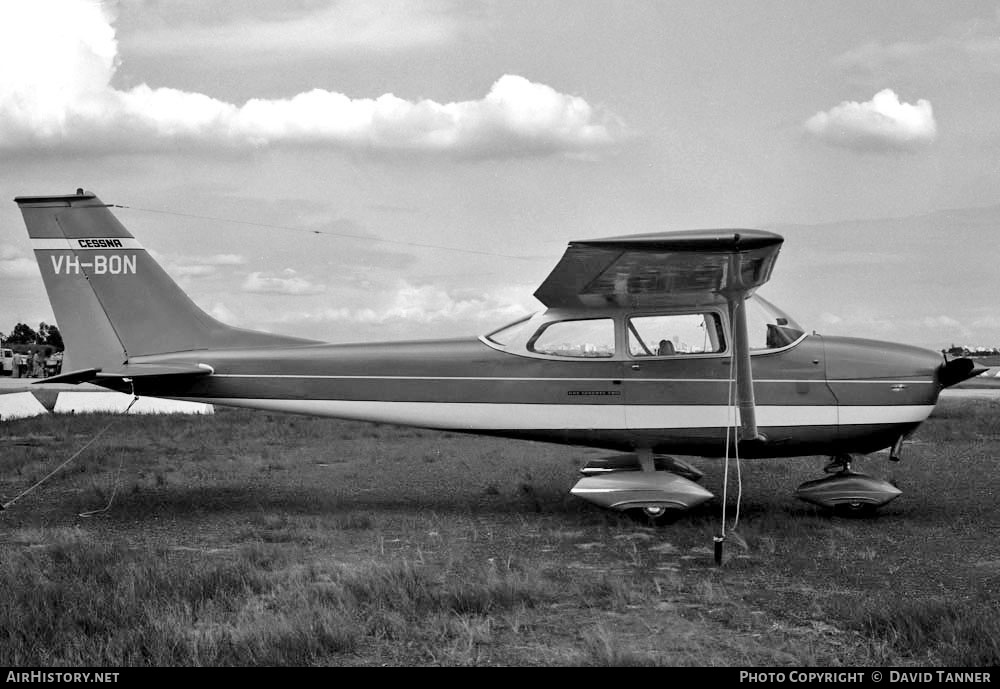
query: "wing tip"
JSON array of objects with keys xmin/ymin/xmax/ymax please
[
  {"xmin": 14, "ymin": 189, "xmax": 98, "ymax": 206},
  {"xmin": 573, "ymin": 228, "xmax": 783, "ymax": 251}
]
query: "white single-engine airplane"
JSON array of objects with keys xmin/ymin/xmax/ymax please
[{"xmin": 16, "ymin": 190, "xmax": 984, "ymax": 521}]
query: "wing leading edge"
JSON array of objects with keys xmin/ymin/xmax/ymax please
[{"xmin": 534, "ymin": 229, "xmax": 784, "ymax": 309}]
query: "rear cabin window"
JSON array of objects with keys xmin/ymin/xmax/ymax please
[
  {"xmin": 628, "ymin": 313, "xmax": 724, "ymax": 357},
  {"xmin": 529, "ymin": 318, "xmax": 615, "ymax": 358}
]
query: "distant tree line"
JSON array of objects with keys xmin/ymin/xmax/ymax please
[
  {"xmin": 946, "ymin": 344, "xmax": 1000, "ymax": 357},
  {"xmin": 0, "ymin": 322, "xmax": 64, "ymax": 351}
]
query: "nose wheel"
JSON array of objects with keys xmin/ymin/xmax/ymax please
[
  {"xmin": 823, "ymin": 454, "xmax": 854, "ymax": 475},
  {"xmin": 833, "ymin": 500, "xmax": 878, "ymax": 517},
  {"xmin": 795, "ymin": 454, "xmax": 901, "ymax": 514},
  {"xmin": 822, "ymin": 456, "xmax": 876, "ymax": 516}
]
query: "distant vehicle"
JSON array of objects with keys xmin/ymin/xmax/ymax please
[
  {"xmin": 0, "ymin": 348, "xmax": 13, "ymax": 376},
  {"xmin": 44, "ymin": 351, "xmax": 62, "ymax": 377},
  {"xmin": 15, "ymin": 190, "xmax": 985, "ymax": 520}
]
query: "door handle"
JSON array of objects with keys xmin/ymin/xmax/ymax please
[{"xmin": 631, "ymin": 364, "xmax": 640, "ymax": 371}]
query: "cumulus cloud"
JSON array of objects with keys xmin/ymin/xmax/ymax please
[
  {"xmin": 972, "ymin": 314, "xmax": 1000, "ymax": 329},
  {"xmin": 366, "ymin": 282, "xmax": 530, "ymax": 324},
  {"xmin": 0, "ymin": 1, "xmax": 624, "ymax": 158},
  {"xmin": 922, "ymin": 315, "xmax": 972, "ymax": 339},
  {"xmin": 242, "ymin": 270, "xmax": 326, "ymax": 296},
  {"xmin": 820, "ymin": 310, "xmax": 979, "ymax": 341},
  {"xmin": 171, "ymin": 264, "xmax": 219, "ymax": 278},
  {"xmin": 817, "ymin": 311, "xmax": 897, "ymax": 334},
  {"xmin": 804, "ymin": 89, "xmax": 937, "ymax": 152},
  {"xmin": 199, "ymin": 254, "xmax": 247, "ymax": 266},
  {"xmin": 268, "ymin": 281, "xmax": 533, "ymax": 327},
  {"xmin": 0, "ymin": 246, "xmax": 38, "ymax": 279},
  {"xmin": 123, "ymin": 0, "xmax": 466, "ymax": 59},
  {"xmin": 153, "ymin": 251, "xmax": 247, "ymax": 279},
  {"xmin": 832, "ymin": 14, "xmax": 1000, "ymax": 81},
  {"xmin": 209, "ymin": 302, "xmax": 239, "ymax": 324}
]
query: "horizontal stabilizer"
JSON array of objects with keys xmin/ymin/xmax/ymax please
[
  {"xmin": 35, "ymin": 368, "xmax": 101, "ymax": 385},
  {"xmin": 35, "ymin": 363, "xmax": 213, "ymax": 385}
]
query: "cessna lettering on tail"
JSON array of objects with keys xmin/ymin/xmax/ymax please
[
  {"xmin": 51, "ymin": 254, "xmax": 136, "ymax": 275},
  {"xmin": 77, "ymin": 238, "xmax": 123, "ymax": 248}
]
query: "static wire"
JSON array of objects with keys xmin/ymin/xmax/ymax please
[
  {"xmin": 110, "ymin": 204, "xmax": 551, "ymax": 261},
  {"xmin": 78, "ymin": 449, "xmax": 127, "ymax": 518},
  {"xmin": 1, "ymin": 421, "xmax": 117, "ymax": 511},
  {"xmin": 718, "ymin": 304, "xmax": 744, "ymax": 564},
  {"xmin": 1, "ymin": 389, "xmax": 140, "ymax": 513}
]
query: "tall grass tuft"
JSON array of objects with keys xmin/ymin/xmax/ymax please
[
  {"xmin": 579, "ymin": 625, "xmax": 661, "ymax": 666},
  {"xmin": 0, "ymin": 535, "xmax": 274, "ymax": 665},
  {"xmin": 0, "ymin": 530, "xmax": 559, "ymax": 665},
  {"xmin": 338, "ymin": 559, "xmax": 551, "ymax": 618},
  {"xmin": 854, "ymin": 596, "xmax": 1000, "ymax": 666}
]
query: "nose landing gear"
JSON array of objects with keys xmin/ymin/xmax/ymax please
[{"xmin": 795, "ymin": 454, "xmax": 901, "ymax": 515}]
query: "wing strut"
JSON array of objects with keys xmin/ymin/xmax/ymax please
[
  {"xmin": 724, "ymin": 251, "xmax": 764, "ymax": 443},
  {"xmin": 729, "ymin": 297, "xmax": 761, "ymax": 441}
]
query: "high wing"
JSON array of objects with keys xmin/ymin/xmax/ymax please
[
  {"xmin": 535, "ymin": 229, "xmax": 785, "ymax": 442},
  {"xmin": 534, "ymin": 229, "xmax": 784, "ymax": 309}
]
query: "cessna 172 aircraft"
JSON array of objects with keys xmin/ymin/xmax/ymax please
[{"xmin": 15, "ymin": 190, "xmax": 984, "ymax": 521}]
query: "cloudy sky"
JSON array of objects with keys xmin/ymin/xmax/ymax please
[{"xmin": 1, "ymin": 0, "xmax": 998, "ymax": 350}]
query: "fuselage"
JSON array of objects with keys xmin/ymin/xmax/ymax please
[{"xmin": 118, "ymin": 303, "xmax": 947, "ymax": 460}]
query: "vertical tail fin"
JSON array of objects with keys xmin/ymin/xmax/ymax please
[{"xmin": 16, "ymin": 190, "xmax": 314, "ymax": 372}]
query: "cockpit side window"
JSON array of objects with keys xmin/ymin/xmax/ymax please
[
  {"xmin": 528, "ymin": 318, "xmax": 615, "ymax": 358},
  {"xmin": 628, "ymin": 313, "xmax": 725, "ymax": 357}
]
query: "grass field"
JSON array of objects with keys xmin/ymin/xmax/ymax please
[
  {"xmin": 956, "ymin": 370, "xmax": 1000, "ymax": 388},
  {"xmin": 1, "ymin": 399, "xmax": 998, "ymax": 666}
]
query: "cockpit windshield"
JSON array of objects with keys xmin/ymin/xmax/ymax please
[
  {"xmin": 746, "ymin": 295, "xmax": 805, "ymax": 350},
  {"xmin": 484, "ymin": 314, "xmax": 534, "ymax": 346}
]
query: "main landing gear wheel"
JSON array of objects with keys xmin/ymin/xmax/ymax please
[
  {"xmin": 626, "ymin": 504, "xmax": 679, "ymax": 526},
  {"xmin": 832, "ymin": 500, "xmax": 878, "ymax": 518},
  {"xmin": 571, "ymin": 453, "xmax": 714, "ymax": 525}
]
